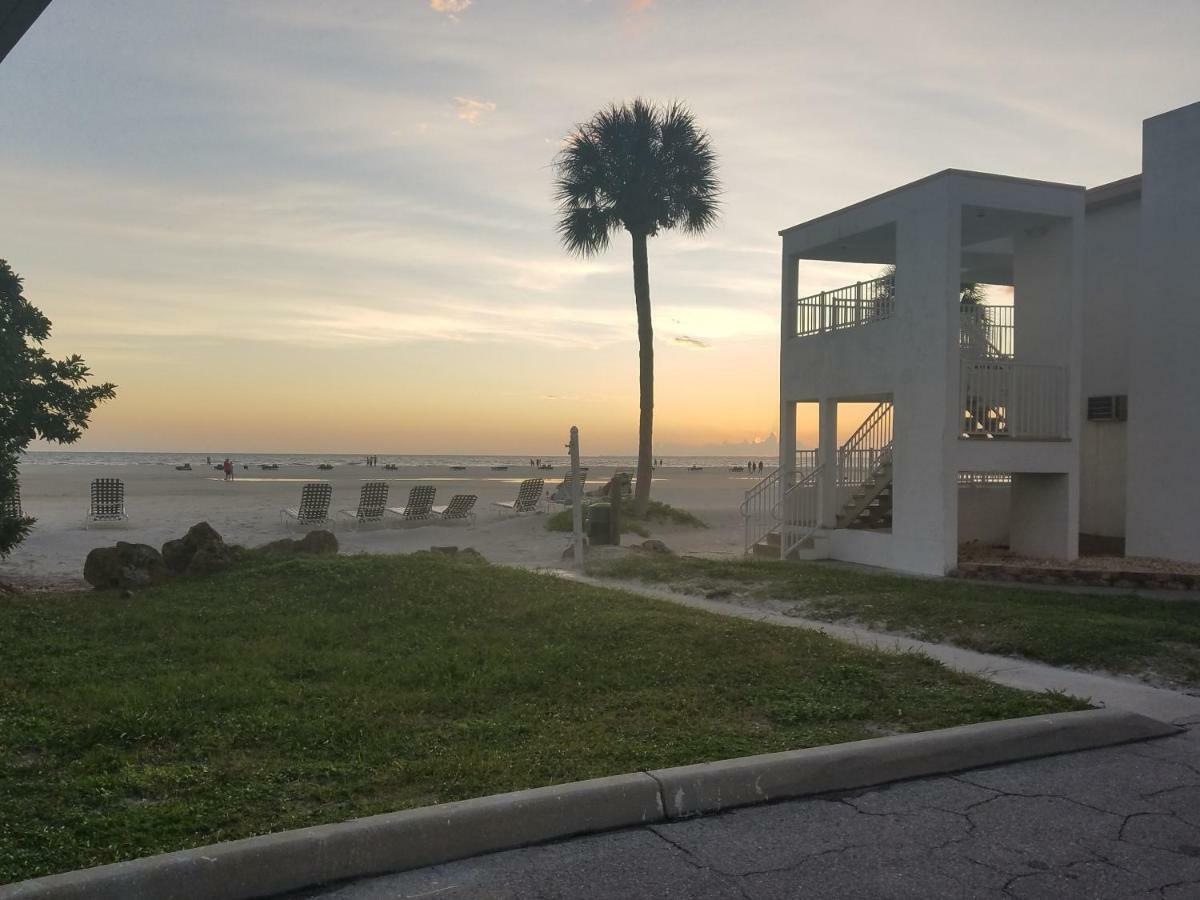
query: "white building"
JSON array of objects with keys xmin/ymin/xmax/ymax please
[{"xmin": 745, "ymin": 101, "xmax": 1200, "ymax": 576}]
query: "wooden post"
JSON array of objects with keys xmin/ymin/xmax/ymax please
[{"xmin": 569, "ymin": 426, "xmax": 584, "ymax": 566}]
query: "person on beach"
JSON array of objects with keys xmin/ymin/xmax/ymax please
[{"xmin": 222, "ymin": 458, "xmax": 233, "ymax": 481}]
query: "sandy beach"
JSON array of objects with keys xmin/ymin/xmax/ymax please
[{"xmin": 2, "ymin": 462, "xmax": 762, "ymax": 588}]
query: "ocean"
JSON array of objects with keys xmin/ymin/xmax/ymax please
[{"xmin": 19, "ymin": 451, "xmax": 775, "ymax": 470}]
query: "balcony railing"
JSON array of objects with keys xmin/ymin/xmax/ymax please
[
  {"xmin": 796, "ymin": 276, "xmax": 894, "ymax": 337},
  {"xmin": 961, "ymin": 359, "xmax": 1068, "ymax": 440},
  {"xmin": 960, "ymin": 304, "xmax": 1013, "ymax": 359}
]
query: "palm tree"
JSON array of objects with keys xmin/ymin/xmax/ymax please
[{"xmin": 553, "ymin": 99, "xmax": 720, "ymax": 514}]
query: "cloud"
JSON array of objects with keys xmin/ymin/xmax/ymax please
[
  {"xmin": 454, "ymin": 96, "xmax": 497, "ymax": 124},
  {"xmin": 673, "ymin": 335, "xmax": 711, "ymax": 349},
  {"xmin": 430, "ymin": 0, "xmax": 471, "ymax": 14}
]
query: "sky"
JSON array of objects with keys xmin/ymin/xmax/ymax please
[{"xmin": 2, "ymin": 0, "xmax": 1197, "ymax": 455}]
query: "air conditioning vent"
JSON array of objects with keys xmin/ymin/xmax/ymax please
[{"xmin": 1087, "ymin": 394, "xmax": 1127, "ymax": 422}]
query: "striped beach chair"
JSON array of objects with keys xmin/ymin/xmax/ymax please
[
  {"xmin": 280, "ymin": 482, "xmax": 333, "ymax": 530},
  {"xmin": 339, "ymin": 481, "xmax": 389, "ymax": 528},
  {"xmin": 387, "ymin": 485, "xmax": 437, "ymax": 523},
  {"xmin": 547, "ymin": 469, "xmax": 589, "ymax": 511},
  {"xmin": 433, "ymin": 494, "xmax": 478, "ymax": 524},
  {"xmin": 494, "ymin": 478, "xmax": 544, "ymax": 515},
  {"xmin": 85, "ymin": 478, "xmax": 128, "ymax": 528}
]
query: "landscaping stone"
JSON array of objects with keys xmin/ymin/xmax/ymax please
[
  {"xmin": 638, "ymin": 539, "xmax": 672, "ymax": 555},
  {"xmin": 84, "ymin": 542, "xmax": 168, "ymax": 590},
  {"xmin": 162, "ymin": 521, "xmax": 227, "ymax": 575},
  {"xmin": 260, "ymin": 530, "xmax": 339, "ymax": 556}
]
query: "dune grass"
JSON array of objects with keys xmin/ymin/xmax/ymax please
[
  {"xmin": 584, "ymin": 554, "xmax": 1200, "ymax": 689},
  {"xmin": 545, "ymin": 498, "xmax": 706, "ymax": 536},
  {"xmin": 0, "ymin": 553, "xmax": 1082, "ymax": 882}
]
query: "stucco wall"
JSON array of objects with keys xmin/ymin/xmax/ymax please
[
  {"xmin": 958, "ymin": 485, "xmax": 1010, "ymax": 544},
  {"xmin": 1080, "ymin": 422, "xmax": 1127, "ymax": 537},
  {"xmin": 1126, "ymin": 103, "xmax": 1200, "ymax": 562}
]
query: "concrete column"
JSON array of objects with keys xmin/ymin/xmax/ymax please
[
  {"xmin": 779, "ymin": 400, "xmax": 797, "ymax": 487},
  {"xmin": 1010, "ymin": 473, "xmax": 1075, "ymax": 559},
  {"xmin": 818, "ymin": 398, "xmax": 838, "ymax": 527}
]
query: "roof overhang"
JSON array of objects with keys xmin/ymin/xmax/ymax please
[{"xmin": 0, "ymin": 0, "xmax": 51, "ymax": 64}]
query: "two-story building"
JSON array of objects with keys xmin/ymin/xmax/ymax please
[{"xmin": 744, "ymin": 101, "xmax": 1200, "ymax": 576}]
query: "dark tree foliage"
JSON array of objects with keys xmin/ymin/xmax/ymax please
[
  {"xmin": 553, "ymin": 100, "xmax": 720, "ymax": 513},
  {"xmin": 1, "ymin": 260, "xmax": 116, "ymax": 557}
]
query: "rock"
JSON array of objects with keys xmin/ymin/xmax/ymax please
[
  {"xmin": 639, "ymin": 539, "xmax": 672, "ymax": 555},
  {"xmin": 430, "ymin": 546, "xmax": 459, "ymax": 556},
  {"xmin": 260, "ymin": 530, "xmax": 339, "ymax": 556},
  {"xmin": 296, "ymin": 530, "xmax": 338, "ymax": 555},
  {"xmin": 459, "ymin": 548, "xmax": 487, "ymax": 564},
  {"xmin": 161, "ymin": 521, "xmax": 227, "ymax": 575},
  {"xmin": 185, "ymin": 542, "xmax": 234, "ymax": 577},
  {"xmin": 84, "ymin": 542, "xmax": 168, "ymax": 590}
]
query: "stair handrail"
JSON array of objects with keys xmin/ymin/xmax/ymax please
[
  {"xmin": 780, "ymin": 464, "xmax": 823, "ymax": 559},
  {"xmin": 837, "ymin": 401, "xmax": 893, "ymax": 487},
  {"xmin": 741, "ymin": 466, "xmax": 784, "ymax": 553}
]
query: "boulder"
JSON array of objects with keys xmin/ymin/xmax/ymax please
[
  {"xmin": 296, "ymin": 530, "xmax": 338, "ymax": 555},
  {"xmin": 185, "ymin": 542, "xmax": 235, "ymax": 577},
  {"xmin": 260, "ymin": 530, "xmax": 339, "ymax": 556},
  {"xmin": 430, "ymin": 546, "xmax": 459, "ymax": 556},
  {"xmin": 161, "ymin": 521, "xmax": 226, "ymax": 575},
  {"xmin": 458, "ymin": 548, "xmax": 487, "ymax": 564},
  {"xmin": 638, "ymin": 539, "xmax": 672, "ymax": 555},
  {"xmin": 84, "ymin": 542, "xmax": 168, "ymax": 590}
]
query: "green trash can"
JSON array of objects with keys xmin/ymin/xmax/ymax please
[{"xmin": 588, "ymin": 502, "xmax": 613, "ymax": 545}]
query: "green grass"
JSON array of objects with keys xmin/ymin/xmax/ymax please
[
  {"xmin": 585, "ymin": 555, "xmax": 1200, "ymax": 688},
  {"xmin": 0, "ymin": 553, "xmax": 1080, "ymax": 882},
  {"xmin": 546, "ymin": 498, "xmax": 707, "ymax": 537}
]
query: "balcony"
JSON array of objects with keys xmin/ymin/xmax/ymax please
[
  {"xmin": 796, "ymin": 276, "xmax": 894, "ymax": 336},
  {"xmin": 961, "ymin": 359, "xmax": 1068, "ymax": 440}
]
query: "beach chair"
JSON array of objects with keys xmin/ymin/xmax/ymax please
[
  {"xmin": 386, "ymin": 485, "xmax": 437, "ymax": 523},
  {"xmin": 85, "ymin": 478, "xmax": 128, "ymax": 528},
  {"xmin": 586, "ymin": 472, "xmax": 632, "ymax": 501},
  {"xmin": 547, "ymin": 469, "xmax": 589, "ymax": 510},
  {"xmin": 493, "ymin": 478, "xmax": 544, "ymax": 515},
  {"xmin": 339, "ymin": 481, "xmax": 389, "ymax": 528},
  {"xmin": 433, "ymin": 494, "xmax": 478, "ymax": 524},
  {"xmin": 280, "ymin": 482, "xmax": 333, "ymax": 530}
]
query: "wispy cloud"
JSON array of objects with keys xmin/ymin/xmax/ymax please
[
  {"xmin": 454, "ymin": 96, "xmax": 496, "ymax": 123},
  {"xmin": 430, "ymin": 0, "xmax": 472, "ymax": 15},
  {"xmin": 673, "ymin": 335, "xmax": 710, "ymax": 349}
]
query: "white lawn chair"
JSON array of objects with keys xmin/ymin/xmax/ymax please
[
  {"xmin": 386, "ymin": 485, "xmax": 437, "ymax": 523},
  {"xmin": 281, "ymin": 482, "xmax": 333, "ymax": 530},
  {"xmin": 494, "ymin": 478, "xmax": 544, "ymax": 515},
  {"xmin": 433, "ymin": 494, "xmax": 478, "ymax": 524},
  {"xmin": 339, "ymin": 481, "xmax": 389, "ymax": 528},
  {"xmin": 85, "ymin": 478, "xmax": 128, "ymax": 528}
]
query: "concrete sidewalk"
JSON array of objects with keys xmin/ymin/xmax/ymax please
[
  {"xmin": 293, "ymin": 724, "xmax": 1200, "ymax": 899},
  {"xmin": 560, "ymin": 572, "xmax": 1200, "ymax": 724}
]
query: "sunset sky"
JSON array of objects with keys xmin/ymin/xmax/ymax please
[{"xmin": 3, "ymin": 0, "xmax": 1197, "ymax": 455}]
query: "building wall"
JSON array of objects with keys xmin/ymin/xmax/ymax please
[
  {"xmin": 1127, "ymin": 103, "xmax": 1200, "ymax": 562},
  {"xmin": 1079, "ymin": 197, "xmax": 1139, "ymax": 537},
  {"xmin": 958, "ymin": 486, "xmax": 1010, "ymax": 544}
]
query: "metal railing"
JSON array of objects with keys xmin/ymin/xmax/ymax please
[
  {"xmin": 958, "ymin": 471, "xmax": 1012, "ymax": 486},
  {"xmin": 742, "ymin": 466, "xmax": 784, "ymax": 553},
  {"xmin": 780, "ymin": 464, "xmax": 823, "ymax": 558},
  {"xmin": 837, "ymin": 402, "xmax": 893, "ymax": 488},
  {"xmin": 796, "ymin": 276, "xmax": 894, "ymax": 337},
  {"xmin": 960, "ymin": 304, "xmax": 1014, "ymax": 359},
  {"xmin": 797, "ymin": 449, "xmax": 818, "ymax": 473},
  {"xmin": 961, "ymin": 359, "xmax": 1068, "ymax": 440}
]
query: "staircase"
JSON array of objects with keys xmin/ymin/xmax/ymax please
[{"xmin": 742, "ymin": 401, "xmax": 894, "ymax": 557}]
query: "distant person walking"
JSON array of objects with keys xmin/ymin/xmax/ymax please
[{"xmin": 222, "ymin": 458, "xmax": 233, "ymax": 481}]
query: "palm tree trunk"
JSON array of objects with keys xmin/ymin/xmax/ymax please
[{"xmin": 631, "ymin": 229, "xmax": 654, "ymax": 516}]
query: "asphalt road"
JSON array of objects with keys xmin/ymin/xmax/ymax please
[{"xmin": 290, "ymin": 724, "xmax": 1200, "ymax": 899}]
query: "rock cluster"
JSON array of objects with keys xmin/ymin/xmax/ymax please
[
  {"xmin": 430, "ymin": 545, "xmax": 487, "ymax": 563},
  {"xmin": 84, "ymin": 521, "xmax": 235, "ymax": 590}
]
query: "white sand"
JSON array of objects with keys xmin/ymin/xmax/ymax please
[{"xmin": 2, "ymin": 463, "xmax": 760, "ymax": 588}]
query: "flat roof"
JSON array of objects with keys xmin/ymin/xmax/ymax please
[
  {"xmin": 0, "ymin": 0, "xmax": 51, "ymax": 64},
  {"xmin": 779, "ymin": 168, "xmax": 1085, "ymax": 236},
  {"xmin": 1085, "ymin": 174, "xmax": 1141, "ymax": 211}
]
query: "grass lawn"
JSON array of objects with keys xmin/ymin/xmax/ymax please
[
  {"xmin": 0, "ymin": 553, "xmax": 1081, "ymax": 882},
  {"xmin": 585, "ymin": 555, "xmax": 1200, "ymax": 689}
]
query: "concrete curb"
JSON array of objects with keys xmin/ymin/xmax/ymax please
[{"xmin": 1, "ymin": 709, "xmax": 1178, "ymax": 900}]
